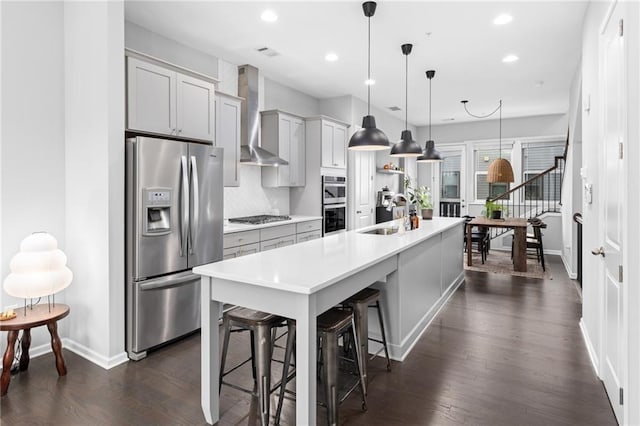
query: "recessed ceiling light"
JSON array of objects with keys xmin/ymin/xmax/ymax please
[
  {"xmin": 325, "ymin": 53, "xmax": 338, "ymax": 62},
  {"xmin": 493, "ymin": 14, "xmax": 513, "ymax": 25},
  {"xmin": 535, "ymin": 80, "xmax": 544, "ymax": 87},
  {"xmin": 365, "ymin": 79, "xmax": 376, "ymax": 86},
  {"xmin": 260, "ymin": 10, "xmax": 278, "ymax": 22},
  {"xmin": 502, "ymin": 54, "xmax": 519, "ymax": 63}
]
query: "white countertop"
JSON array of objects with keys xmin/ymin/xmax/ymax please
[
  {"xmin": 195, "ymin": 216, "xmax": 464, "ymax": 295},
  {"xmin": 223, "ymin": 215, "xmax": 323, "ymax": 234}
]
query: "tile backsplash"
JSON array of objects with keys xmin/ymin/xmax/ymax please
[{"xmin": 223, "ymin": 166, "xmax": 290, "ymax": 218}]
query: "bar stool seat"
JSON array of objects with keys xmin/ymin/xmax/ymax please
[
  {"xmin": 220, "ymin": 307, "xmax": 294, "ymax": 426},
  {"xmin": 343, "ymin": 286, "xmax": 391, "ymax": 396}
]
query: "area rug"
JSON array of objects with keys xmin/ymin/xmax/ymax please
[{"xmin": 464, "ymin": 249, "xmax": 551, "ymax": 279}]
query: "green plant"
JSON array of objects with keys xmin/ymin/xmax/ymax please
[
  {"xmin": 484, "ymin": 199, "xmax": 508, "ymax": 217},
  {"xmin": 404, "ymin": 176, "xmax": 433, "ymax": 209}
]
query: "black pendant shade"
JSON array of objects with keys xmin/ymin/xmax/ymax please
[
  {"xmin": 390, "ymin": 43, "xmax": 423, "ymax": 158},
  {"xmin": 417, "ymin": 69, "xmax": 443, "ymax": 163},
  {"xmin": 390, "ymin": 130, "xmax": 423, "ymax": 157},
  {"xmin": 348, "ymin": 1, "xmax": 390, "ymax": 151},
  {"xmin": 417, "ymin": 140, "xmax": 443, "ymax": 162},
  {"xmin": 350, "ymin": 115, "xmax": 391, "ymax": 151}
]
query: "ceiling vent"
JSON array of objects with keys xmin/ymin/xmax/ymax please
[
  {"xmin": 388, "ymin": 106, "xmax": 402, "ymax": 112},
  {"xmin": 256, "ymin": 47, "xmax": 280, "ymax": 57}
]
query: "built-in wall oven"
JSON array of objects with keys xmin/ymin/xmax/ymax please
[{"xmin": 322, "ymin": 176, "xmax": 347, "ymax": 235}]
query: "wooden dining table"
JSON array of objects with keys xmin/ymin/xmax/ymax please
[{"xmin": 466, "ymin": 217, "xmax": 529, "ymax": 272}]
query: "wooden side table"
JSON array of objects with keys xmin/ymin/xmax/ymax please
[{"xmin": 0, "ymin": 303, "xmax": 69, "ymax": 396}]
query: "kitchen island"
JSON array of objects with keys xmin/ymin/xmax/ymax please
[{"xmin": 194, "ymin": 216, "xmax": 464, "ymax": 425}]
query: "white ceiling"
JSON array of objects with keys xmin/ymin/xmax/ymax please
[{"xmin": 124, "ymin": 1, "xmax": 587, "ymax": 126}]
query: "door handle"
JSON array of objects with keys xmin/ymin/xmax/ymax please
[
  {"xmin": 189, "ymin": 155, "xmax": 199, "ymax": 256},
  {"xmin": 180, "ymin": 155, "xmax": 189, "ymax": 257},
  {"xmin": 591, "ymin": 246, "xmax": 606, "ymax": 257},
  {"xmin": 356, "ymin": 210, "xmax": 362, "ymax": 214}
]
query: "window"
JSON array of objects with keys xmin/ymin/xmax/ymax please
[
  {"xmin": 475, "ymin": 148, "xmax": 511, "ymax": 200},
  {"xmin": 440, "ymin": 155, "xmax": 461, "ymax": 200},
  {"xmin": 522, "ymin": 142, "xmax": 564, "ymax": 201}
]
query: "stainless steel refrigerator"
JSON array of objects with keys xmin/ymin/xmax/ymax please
[{"xmin": 126, "ymin": 136, "xmax": 223, "ymax": 360}]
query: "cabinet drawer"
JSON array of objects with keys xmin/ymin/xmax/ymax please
[
  {"xmin": 223, "ymin": 230, "xmax": 260, "ymax": 249},
  {"xmin": 222, "ymin": 242, "xmax": 260, "ymax": 260},
  {"xmin": 260, "ymin": 224, "xmax": 296, "ymax": 241},
  {"xmin": 296, "ymin": 230, "xmax": 322, "ymax": 244},
  {"xmin": 296, "ymin": 220, "xmax": 322, "ymax": 234},
  {"xmin": 260, "ymin": 235, "xmax": 296, "ymax": 252}
]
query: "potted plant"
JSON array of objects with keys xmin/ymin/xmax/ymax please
[
  {"xmin": 484, "ymin": 199, "xmax": 506, "ymax": 219},
  {"xmin": 405, "ymin": 176, "xmax": 434, "ymax": 220}
]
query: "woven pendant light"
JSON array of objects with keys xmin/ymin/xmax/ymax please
[{"xmin": 461, "ymin": 99, "xmax": 514, "ymax": 183}]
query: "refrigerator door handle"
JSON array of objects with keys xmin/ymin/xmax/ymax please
[
  {"xmin": 139, "ymin": 271, "xmax": 197, "ymax": 291},
  {"xmin": 180, "ymin": 155, "xmax": 189, "ymax": 257},
  {"xmin": 189, "ymin": 155, "xmax": 199, "ymax": 255}
]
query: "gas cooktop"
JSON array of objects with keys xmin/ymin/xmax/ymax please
[{"xmin": 228, "ymin": 215, "xmax": 292, "ymax": 225}]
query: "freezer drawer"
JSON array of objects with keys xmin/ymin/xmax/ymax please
[{"xmin": 129, "ymin": 271, "xmax": 200, "ymax": 357}]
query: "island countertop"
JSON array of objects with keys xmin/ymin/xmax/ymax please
[{"xmin": 194, "ymin": 216, "xmax": 464, "ymax": 295}]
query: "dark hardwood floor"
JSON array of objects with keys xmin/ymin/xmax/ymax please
[{"xmin": 1, "ymin": 256, "xmax": 616, "ymax": 425}]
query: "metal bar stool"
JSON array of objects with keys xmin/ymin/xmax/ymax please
[
  {"xmin": 220, "ymin": 307, "xmax": 294, "ymax": 426},
  {"xmin": 343, "ymin": 286, "xmax": 391, "ymax": 395},
  {"xmin": 274, "ymin": 308, "xmax": 367, "ymax": 426}
]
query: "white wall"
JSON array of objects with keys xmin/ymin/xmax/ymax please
[
  {"xmin": 264, "ymin": 78, "xmax": 320, "ymax": 117},
  {"xmin": 0, "ymin": 1, "xmax": 67, "ymax": 351},
  {"xmin": 125, "ymin": 21, "xmax": 218, "ymax": 77},
  {"xmin": 561, "ymin": 63, "xmax": 583, "ymax": 278},
  {"xmin": 64, "ymin": 1, "xmax": 126, "ymax": 367},
  {"xmin": 416, "ymin": 113, "xmax": 567, "ymax": 145}
]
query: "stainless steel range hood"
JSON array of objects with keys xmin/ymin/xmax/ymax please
[{"xmin": 238, "ymin": 65, "xmax": 288, "ymax": 166}]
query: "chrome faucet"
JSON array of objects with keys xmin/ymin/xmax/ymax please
[{"xmin": 386, "ymin": 193, "xmax": 410, "ymax": 230}]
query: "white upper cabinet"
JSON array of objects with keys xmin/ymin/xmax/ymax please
[
  {"xmin": 176, "ymin": 74, "xmax": 215, "ymax": 141},
  {"xmin": 261, "ymin": 110, "xmax": 306, "ymax": 187},
  {"xmin": 215, "ymin": 93, "xmax": 242, "ymax": 187},
  {"xmin": 321, "ymin": 119, "xmax": 348, "ymax": 169},
  {"xmin": 127, "ymin": 57, "xmax": 176, "ymax": 136},
  {"xmin": 127, "ymin": 56, "xmax": 215, "ymax": 142}
]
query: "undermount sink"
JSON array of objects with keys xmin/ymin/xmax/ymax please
[{"xmin": 360, "ymin": 227, "xmax": 400, "ymax": 235}]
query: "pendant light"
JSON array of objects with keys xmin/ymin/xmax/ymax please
[
  {"xmin": 417, "ymin": 70, "xmax": 443, "ymax": 163},
  {"xmin": 390, "ymin": 44, "xmax": 423, "ymax": 158},
  {"xmin": 348, "ymin": 1, "xmax": 390, "ymax": 151},
  {"xmin": 461, "ymin": 99, "xmax": 514, "ymax": 183}
]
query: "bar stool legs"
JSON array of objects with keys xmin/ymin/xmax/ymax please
[
  {"xmin": 219, "ymin": 307, "xmax": 294, "ymax": 426},
  {"xmin": 344, "ymin": 287, "xmax": 392, "ymax": 395},
  {"xmin": 275, "ymin": 319, "xmax": 296, "ymax": 424}
]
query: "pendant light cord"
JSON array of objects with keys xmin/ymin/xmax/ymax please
[
  {"xmin": 405, "ymin": 52, "xmax": 408, "ymax": 131},
  {"xmin": 367, "ymin": 14, "xmax": 371, "ymax": 116},
  {"xmin": 428, "ymin": 76, "xmax": 432, "ymax": 141},
  {"xmin": 461, "ymin": 99, "xmax": 503, "ymax": 157}
]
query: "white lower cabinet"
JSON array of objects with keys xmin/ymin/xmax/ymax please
[
  {"xmin": 296, "ymin": 230, "xmax": 321, "ymax": 243},
  {"xmin": 260, "ymin": 235, "xmax": 296, "ymax": 252},
  {"xmin": 223, "ymin": 243, "xmax": 260, "ymax": 260},
  {"xmin": 223, "ymin": 220, "xmax": 322, "ymax": 258}
]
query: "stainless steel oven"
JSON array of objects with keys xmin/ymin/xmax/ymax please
[
  {"xmin": 322, "ymin": 176, "xmax": 346, "ymax": 205},
  {"xmin": 323, "ymin": 203, "xmax": 346, "ymax": 235}
]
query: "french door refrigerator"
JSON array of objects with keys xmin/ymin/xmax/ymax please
[{"xmin": 126, "ymin": 136, "xmax": 223, "ymax": 360}]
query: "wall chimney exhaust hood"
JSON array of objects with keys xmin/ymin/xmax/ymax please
[{"xmin": 238, "ymin": 64, "xmax": 288, "ymax": 167}]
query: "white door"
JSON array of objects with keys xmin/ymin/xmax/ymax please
[
  {"xmin": 290, "ymin": 118, "xmax": 305, "ymax": 187},
  {"xmin": 277, "ymin": 115, "xmax": 292, "ymax": 186},
  {"xmin": 353, "ymin": 151, "xmax": 375, "ymax": 229},
  {"xmin": 127, "ymin": 57, "xmax": 176, "ymax": 135},
  {"xmin": 176, "ymin": 73, "xmax": 215, "ymax": 141},
  {"xmin": 433, "ymin": 146, "xmax": 466, "ymax": 217},
  {"xmin": 333, "ymin": 125, "xmax": 347, "ymax": 168},
  {"xmin": 597, "ymin": 7, "xmax": 626, "ymax": 423},
  {"xmin": 321, "ymin": 121, "xmax": 334, "ymax": 168}
]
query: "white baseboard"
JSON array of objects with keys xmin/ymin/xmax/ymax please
[
  {"xmin": 387, "ymin": 270, "xmax": 465, "ymax": 361},
  {"xmin": 62, "ymin": 338, "xmax": 129, "ymax": 370},
  {"xmin": 561, "ymin": 254, "xmax": 578, "ymax": 279},
  {"xmin": 579, "ymin": 318, "xmax": 600, "ymax": 377}
]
